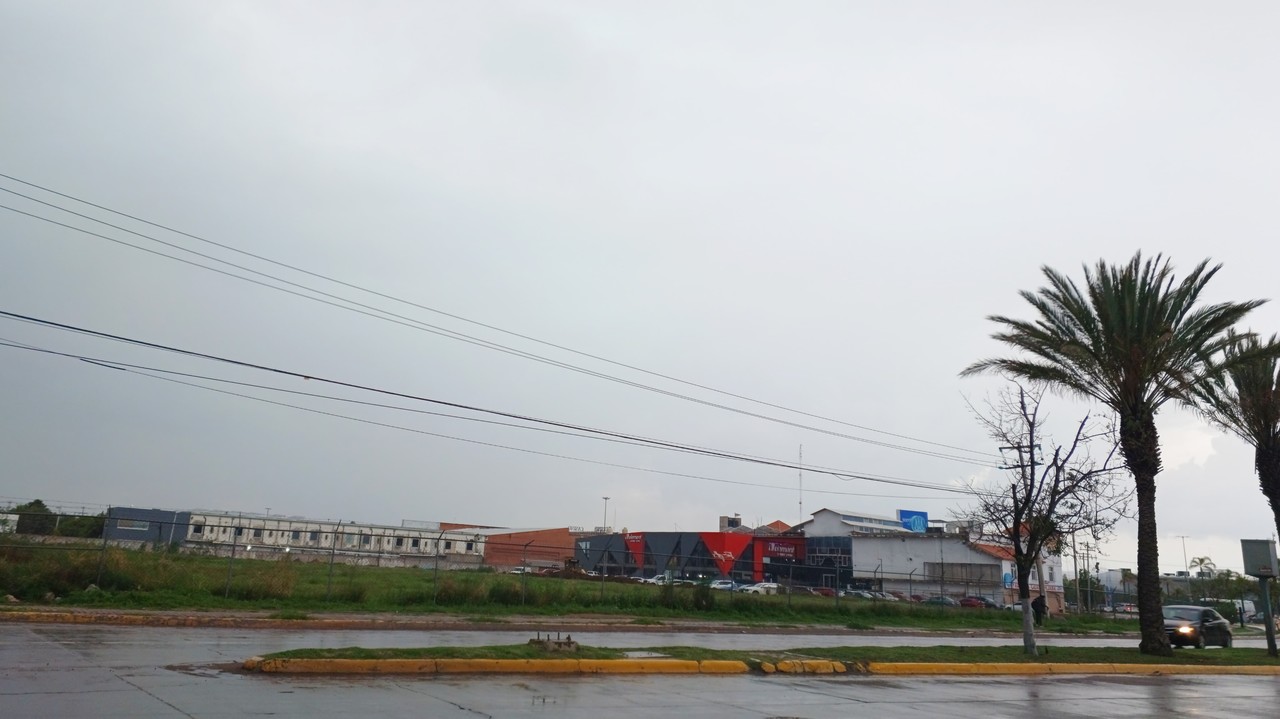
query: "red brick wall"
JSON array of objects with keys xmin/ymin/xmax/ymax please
[{"xmin": 482, "ymin": 528, "xmax": 575, "ymax": 569}]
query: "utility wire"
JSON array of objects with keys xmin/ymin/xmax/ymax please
[
  {"xmin": 0, "ymin": 335, "xmax": 887, "ymax": 473},
  {"xmin": 0, "ymin": 173, "xmax": 998, "ymax": 462},
  {"xmin": 1, "ymin": 201, "xmax": 989, "ymax": 466},
  {"xmin": 0, "ymin": 339, "xmax": 967, "ymax": 499},
  {"xmin": 0, "ymin": 314, "xmax": 975, "ymax": 495}
]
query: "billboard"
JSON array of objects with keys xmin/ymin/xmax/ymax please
[{"xmin": 898, "ymin": 510, "xmax": 928, "ymax": 533}]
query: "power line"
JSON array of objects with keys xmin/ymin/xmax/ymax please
[
  {"xmin": 0, "ymin": 335, "xmax": 898, "ymax": 474},
  {"xmin": 0, "ymin": 338, "xmax": 968, "ymax": 500},
  {"xmin": 0, "ymin": 173, "xmax": 998, "ymax": 464},
  {"xmin": 0, "ymin": 314, "xmax": 976, "ymax": 495},
  {"xmin": 1, "ymin": 201, "xmax": 989, "ymax": 466}
]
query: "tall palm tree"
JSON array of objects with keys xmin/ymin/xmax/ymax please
[
  {"xmin": 1195, "ymin": 331, "xmax": 1280, "ymax": 542},
  {"xmin": 962, "ymin": 253, "xmax": 1266, "ymax": 656}
]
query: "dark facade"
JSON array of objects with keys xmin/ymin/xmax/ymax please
[
  {"xmin": 104, "ymin": 507, "xmax": 191, "ymax": 545},
  {"xmin": 575, "ymin": 532, "xmax": 806, "ymax": 583}
]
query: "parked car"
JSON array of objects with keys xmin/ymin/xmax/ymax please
[
  {"xmin": 1164, "ymin": 605, "xmax": 1233, "ymax": 648},
  {"xmin": 806, "ymin": 586, "xmax": 836, "ymax": 597},
  {"xmin": 708, "ymin": 579, "xmax": 737, "ymax": 591},
  {"xmin": 740, "ymin": 582, "xmax": 783, "ymax": 595},
  {"xmin": 508, "ymin": 567, "xmax": 532, "ymax": 574},
  {"xmin": 959, "ymin": 596, "xmax": 1001, "ymax": 609},
  {"xmin": 1004, "ymin": 602, "xmax": 1024, "ymax": 612},
  {"xmin": 923, "ymin": 595, "xmax": 959, "ymax": 606},
  {"xmin": 873, "ymin": 591, "xmax": 900, "ymax": 602}
]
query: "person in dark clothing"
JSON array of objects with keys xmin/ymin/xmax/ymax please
[{"xmin": 1032, "ymin": 594, "xmax": 1048, "ymax": 626}]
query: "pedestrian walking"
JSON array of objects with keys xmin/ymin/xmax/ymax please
[{"xmin": 1032, "ymin": 594, "xmax": 1047, "ymax": 626}]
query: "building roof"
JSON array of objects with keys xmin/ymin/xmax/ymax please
[{"xmin": 970, "ymin": 543, "xmax": 1015, "ymax": 561}]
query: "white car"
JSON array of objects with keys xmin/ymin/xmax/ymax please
[
  {"xmin": 740, "ymin": 582, "xmax": 783, "ymax": 595},
  {"xmin": 708, "ymin": 579, "xmax": 736, "ymax": 591}
]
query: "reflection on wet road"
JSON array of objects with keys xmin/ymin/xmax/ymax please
[{"xmin": 3, "ymin": 624, "xmax": 1279, "ymax": 718}]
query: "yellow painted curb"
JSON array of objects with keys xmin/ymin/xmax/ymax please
[
  {"xmin": 866, "ymin": 662, "xmax": 1280, "ymax": 676},
  {"xmin": 760, "ymin": 661, "xmax": 776, "ymax": 674},
  {"xmin": 698, "ymin": 660, "xmax": 750, "ymax": 674},
  {"xmin": 579, "ymin": 659, "xmax": 700, "ymax": 674}
]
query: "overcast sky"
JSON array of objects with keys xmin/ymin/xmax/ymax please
[{"xmin": 3, "ymin": 2, "xmax": 1278, "ymax": 578}]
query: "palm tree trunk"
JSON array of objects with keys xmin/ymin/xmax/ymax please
[
  {"xmin": 1258, "ymin": 444, "xmax": 1280, "ymax": 542},
  {"xmin": 1119, "ymin": 411, "xmax": 1173, "ymax": 656}
]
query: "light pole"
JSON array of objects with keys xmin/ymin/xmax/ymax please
[
  {"xmin": 521, "ymin": 540, "xmax": 534, "ymax": 605},
  {"xmin": 601, "ymin": 496, "xmax": 610, "ymax": 534},
  {"xmin": 1177, "ymin": 535, "xmax": 1190, "ymax": 599}
]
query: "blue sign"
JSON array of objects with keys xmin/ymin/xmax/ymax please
[{"xmin": 897, "ymin": 510, "xmax": 928, "ymax": 533}]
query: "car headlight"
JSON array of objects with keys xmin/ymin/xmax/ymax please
[{"xmin": 1177, "ymin": 626, "xmax": 1193, "ymax": 634}]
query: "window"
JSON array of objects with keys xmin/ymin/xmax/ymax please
[
  {"xmin": 465, "ymin": 542, "xmax": 474, "ymax": 552},
  {"xmin": 411, "ymin": 538, "xmax": 420, "ymax": 549},
  {"xmin": 1048, "ymin": 567, "xmax": 1055, "ymax": 582},
  {"xmin": 361, "ymin": 535, "xmax": 371, "ymax": 545},
  {"xmin": 117, "ymin": 519, "xmax": 149, "ymax": 531},
  {"xmin": 235, "ymin": 527, "xmax": 244, "ymax": 537},
  {"xmin": 253, "ymin": 529, "xmax": 263, "ymax": 539},
  {"xmin": 310, "ymin": 531, "xmax": 320, "ymax": 542},
  {"xmin": 444, "ymin": 541, "xmax": 453, "ymax": 551},
  {"xmin": 291, "ymin": 531, "xmax": 301, "ymax": 541},
  {"xmin": 191, "ymin": 524, "xmax": 204, "ymax": 535},
  {"xmin": 395, "ymin": 537, "xmax": 404, "ymax": 547}
]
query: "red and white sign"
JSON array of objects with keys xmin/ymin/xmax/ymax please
[
  {"xmin": 700, "ymin": 532, "xmax": 752, "ymax": 576},
  {"xmin": 624, "ymin": 533, "xmax": 645, "ymax": 567}
]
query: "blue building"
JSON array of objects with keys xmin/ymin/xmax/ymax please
[{"xmin": 103, "ymin": 507, "xmax": 191, "ymax": 545}]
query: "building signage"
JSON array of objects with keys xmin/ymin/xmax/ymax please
[
  {"xmin": 700, "ymin": 532, "xmax": 752, "ymax": 576},
  {"xmin": 760, "ymin": 538, "xmax": 803, "ymax": 560},
  {"xmin": 624, "ymin": 533, "xmax": 645, "ymax": 567},
  {"xmin": 897, "ymin": 510, "xmax": 929, "ymax": 533}
]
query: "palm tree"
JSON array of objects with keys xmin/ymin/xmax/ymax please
[
  {"xmin": 1195, "ymin": 331, "xmax": 1280, "ymax": 541},
  {"xmin": 1189, "ymin": 556, "xmax": 1216, "ymax": 578},
  {"xmin": 962, "ymin": 253, "xmax": 1266, "ymax": 656}
]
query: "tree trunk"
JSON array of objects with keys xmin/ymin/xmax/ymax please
[
  {"xmin": 1119, "ymin": 410, "xmax": 1173, "ymax": 656},
  {"xmin": 1017, "ymin": 564, "xmax": 1037, "ymax": 655},
  {"xmin": 1257, "ymin": 444, "xmax": 1280, "ymax": 542}
]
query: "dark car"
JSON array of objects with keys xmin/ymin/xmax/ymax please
[
  {"xmin": 1163, "ymin": 605, "xmax": 1233, "ymax": 648},
  {"xmin": 959, "ymin": 596, "xmax": 1001, "ymax": 609},
  {"xmin": 923, "ymin": 595, "xmax": 959, "ymax": 606}
]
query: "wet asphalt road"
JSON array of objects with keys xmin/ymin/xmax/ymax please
[{"xmin": 4, "ymin": 623, "xmax": 1280, "ymax": 718}]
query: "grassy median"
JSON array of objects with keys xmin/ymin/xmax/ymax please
[{"xmin": 264, "ymin": 643, "xmax": 1280, "ymax": 666}]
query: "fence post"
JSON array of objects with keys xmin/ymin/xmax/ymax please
[
  {"xmin": 325, "ymin": 520, "xmax": 342, "ymax": 602},
  {"xmin": 95, "ymin": 508, "xmax": 111, "ymax": 586},
  {"xmin": 223, "ymin": 523, "xmax": 238, "ymax": 598}
]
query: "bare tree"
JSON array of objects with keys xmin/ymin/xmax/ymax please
[{"xmin": 962, "ymin": 383, "xmax": 1131, "ymax": 655}]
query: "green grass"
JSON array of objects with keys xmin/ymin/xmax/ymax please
[
  {"xmin": 0, "ymin": 538, "xmax": 1146, "ymax": 634},
  {"xmin": 269, "ymin": 644, "xmax": 629, "ymax": 660},
  {"xmin": 263, "ymin": 643, "xmax": 1280, "ymax": 666}
]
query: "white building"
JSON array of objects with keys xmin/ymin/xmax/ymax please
[
  {"xmin": 182, "ymin": 510, "xmax": 486, "ymax": 568},
  {"xmin": 793, "ymin": 508, "xmax": 910, "ymax": 536}
]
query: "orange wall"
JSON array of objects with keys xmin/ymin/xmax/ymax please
[{"xmin": 483, "ymin": 528, "xmax": 575, "ymax": 568}]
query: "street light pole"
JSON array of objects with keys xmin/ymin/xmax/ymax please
[
  {"xmin": 602, "ymin": 496, "xmax": 610, "ymax": 534},
  {"xmin": 1177, "ymin": 534, "xmax": 1190, "ymax": 599}
]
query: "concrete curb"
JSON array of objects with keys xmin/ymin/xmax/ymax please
[
  {"xmin": 865, "ymin": 662, "xmax": 1280, "ymax": 676},
  {"xmin": 244, "ymin": 656, "xmax": 750, "ymax": 675}
]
